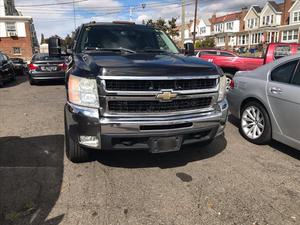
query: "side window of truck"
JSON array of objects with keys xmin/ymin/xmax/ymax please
[
  {"xmin": 274, "ymin": 46, "xmax": 291, "ymax": 60},
  {"xmin": 271, "ymin": 60, "xmax": 298, "ymax": 84}
]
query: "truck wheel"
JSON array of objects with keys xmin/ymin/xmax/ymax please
[
  {"xmin": 29, "ymin": 78, "xmax": 38, "ymax": 85},
  {"xmin": 64, "ymin": 116, "xmax": 92, "ymax": 163},
  {"xmin": 10, "ymin": 72, "xmax": 16, "ymax": 82},
  {"xmin": 201, "ymin": 139, "xmax": 214, "ymax": 146},
  {"xmin": 240, "ymin": 101, "xmax": 272, "ymax": 145}
]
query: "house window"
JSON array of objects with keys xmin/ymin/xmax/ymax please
[
  {"xmin": 248, "ymin": 19, "xmax": 253, "ymax": 29},
  {"xmin": 294, "ymin": 30, "xmax": 298, "ymax": 40},
  {"xmin": 248, "ymin": 18, "xmax": 257, "ymax": 29},
  {"xmin": 6, "ymin": 22, "xmax": 16, "ymax": 33},
  {"xmin": 200, "ymin": 27, "xmax": 206, "ymax": 34},
  {"xmin": 271, "ymin": 15, "xmax": 274, "ymax": 24},
  {"xmin": 283, "ymin": 31, "xmax": 287, "ymax": 41},
  {"xmin": 282, "ymin": 29, "xmax": 299, "ymax": 41},
  {"xmin": 262, "ymin": 16, "xmax": 265, "ymax": 25},
  {"xmin": 266, "ymin": 16, "xmax": 270, "ymax": 25},
  {"xmin": 251, "ymin": 32, "xmax": 263, "ymax": 44},
  {"xmin": 13, "ymin": 47, "xmax": 21, "ymax": 55},
  {"xmin": 215, "ymin": 24, "xmax": 223, "ymax": 33},
  {"xmin": 226, "ymin": 22, "xmax": 233, "ymax": 31},
  {"xmin": 238, "ymin": 35, "xmax": 248, "ymax": 45},
  {"xmin": 293, "ymin": 11, "xmax": 300, "ymax": 22},
  {"xmin": 217, "ymin": 37, "xmax": 225, "ymax": 44}
]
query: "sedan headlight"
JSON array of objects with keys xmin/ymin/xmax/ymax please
[
  {"xmin": 68, "ymin": 75, "xmax": 99, "ymax": 108},
  {"xmin": 217, "ymin": 75, "xmax": 227, "ymax": 102}
]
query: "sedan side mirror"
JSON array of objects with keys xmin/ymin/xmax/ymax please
[{"xmin": 184, "ymin": 43, "xmax": 195, "ymax": 56}]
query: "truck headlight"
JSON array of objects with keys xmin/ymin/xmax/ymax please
[
  {"xmin": 217, "ymin": 75, "xmax": 227, "ymax": 102},
  {"xmin": 68, "ymin": 75, "xmax": 99, "ymax": 108}
]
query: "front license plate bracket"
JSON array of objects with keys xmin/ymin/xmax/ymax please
[{"xmin": 149, "ymin": 136, "xmax": 183, "ymax": 153}]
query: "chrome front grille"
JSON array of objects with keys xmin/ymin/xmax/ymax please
[
  {"xmin": 105, "ymin": 79, "xmax": 217, "ymax": 91},
  {"xmin": 98, "ymin": 75, "xmax": 219, "ymax": 116}
]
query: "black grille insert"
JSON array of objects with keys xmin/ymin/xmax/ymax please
[
  {"xmin": 108, "ymin": 97, "xmax": 212, "ymax": 113},
  {"xmin": 140, "ymin": 123, "xmax": 193, "ymax": 131},
  {"xmin": 105, "ymin": 79, "xmax": 217, "ymax": 91}
]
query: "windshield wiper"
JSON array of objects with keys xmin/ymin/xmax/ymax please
[
  {"xmin": 141, "ymin": 49, "xmax": 169, "ymax": 53},
  {"xmin": 84, "ymin": 47, "xmax": 136, "ymax": 54}
]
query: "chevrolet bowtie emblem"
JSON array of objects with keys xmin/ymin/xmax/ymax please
[{"xmin": 156, "ymin": 91, "xmax": 178, "ymax": 101}]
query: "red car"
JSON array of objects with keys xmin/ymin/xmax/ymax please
[{"xmin": 196, "ymin": 43, "xmax": 300, "ymax": 79}]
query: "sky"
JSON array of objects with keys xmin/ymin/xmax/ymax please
[{"xmin": 14, "ymin": 0, "xmax": 281, "ymax": 42}]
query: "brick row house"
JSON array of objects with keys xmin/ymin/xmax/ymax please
[
  {"xmin": 186, "ymin": 0, "xmax": 300, "ymax": 49},
  {"xmin": 0, "ymin": 0, "xmax": 39, "ymax": 61}
]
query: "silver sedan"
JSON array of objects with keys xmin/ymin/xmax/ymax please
[{"xmin": 228, "ymin": 54, "xmax": 300, "ymax": 150}]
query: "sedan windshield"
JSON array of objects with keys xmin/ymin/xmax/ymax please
[
  {"xmin": 78, "ymin": 25, "xmax": 179, "ymax": 54},
  {"xmin": 32, "ymin": 54, "xmax": 64, "ymax": 61}
]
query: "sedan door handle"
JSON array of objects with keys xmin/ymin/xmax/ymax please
[{"xmin": 270, "ymin": 87, "xmax": 283, "ymax": 94}]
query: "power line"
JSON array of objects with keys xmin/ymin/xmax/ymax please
[
  {"xmin": 16, "ymin": 0, "xmax": 87, "ymax": 7},
  {"xmin": 19, "ymin": 1, "xmax": 194, "ymax": 13},
  {"xmin": 19, "ymin": 2, "xmax": 195, "ymax": 17},
  {"xmin": 17, "ymin": 0, "xmax": 193, "ymax": 10}
]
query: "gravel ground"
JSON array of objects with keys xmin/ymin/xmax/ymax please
[{"xmin": 0, "ymin": 76, "xmax": 299, "ymax": 225}]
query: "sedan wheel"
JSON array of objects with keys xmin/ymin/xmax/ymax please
[
  {"xmin": 241, "ymin": 106, "xmax": 264, "ymax": 139},
  {"xmin": 240, "ymin": 101, "xmax": 272, "ymax": 145}
]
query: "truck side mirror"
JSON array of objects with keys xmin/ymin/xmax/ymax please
[{"xmin": 184, "ymin": 43, "xmax": 195, "ymax": 56}]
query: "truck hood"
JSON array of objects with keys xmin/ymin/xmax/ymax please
[{"xmin": 73, "ymin": 52, "xmax": 218, "ymax": 77}]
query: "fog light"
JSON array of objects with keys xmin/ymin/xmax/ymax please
[{"xmin": 79, "ymin": 136, "xmax": 100, "ymax": 148}]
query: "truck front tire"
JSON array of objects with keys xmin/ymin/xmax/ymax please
[
  {"xmin": 64, "ymin": 115, "xmax": 92, "ymax": 163},
  {"xmin": 10, "ymin": 72, "xmax": 16, "ymax": 82}
]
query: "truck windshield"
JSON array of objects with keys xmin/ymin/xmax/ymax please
[{"xmin": 78, "ymin": 25, "xmax": 179, "ymax": 54}]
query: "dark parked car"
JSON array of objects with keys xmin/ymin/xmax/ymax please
[
  {"xmin": 0, "ymin": 52, "xmax": 15, "ymax": 87},
  {"xmin": 28, "ymin": 53, "xmax": 67, "ymax": 85},
  {"xmin": 11, "ymin": 58, "xmax": 27, "ymax": 75}
]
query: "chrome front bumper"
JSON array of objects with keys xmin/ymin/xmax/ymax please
[{"xmin": 65, "ymin": 99, "xmax": 228, "ymax": 151}]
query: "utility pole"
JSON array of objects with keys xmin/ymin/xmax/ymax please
[
  {"xmin": 193, "ymin": 0, "xmax": 198, "ymax": 46},
  {"xmin": 73, "ymin": 0, "xmax": 77, "ymax": 30},
  {"xmin": 129, "ymin": 7, "xmax": 133, "ymax": 22},
  {"xmin": 181, "ymin": 0, "xmax": 186, "ymax": 47}
]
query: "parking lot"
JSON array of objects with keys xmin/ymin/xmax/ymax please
[{"xmin": 0, "ymin": 76, "xmax": 300, "ymax": 225}]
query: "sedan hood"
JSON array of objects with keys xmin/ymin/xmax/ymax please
[{"xmin": 73, "ymin": 52, "xmax": 219, "ymax": 77}]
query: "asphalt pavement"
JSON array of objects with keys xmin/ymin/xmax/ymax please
[{"xmin": 0, "ymin": 76, "xmax": 299, "ymax": 225}]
